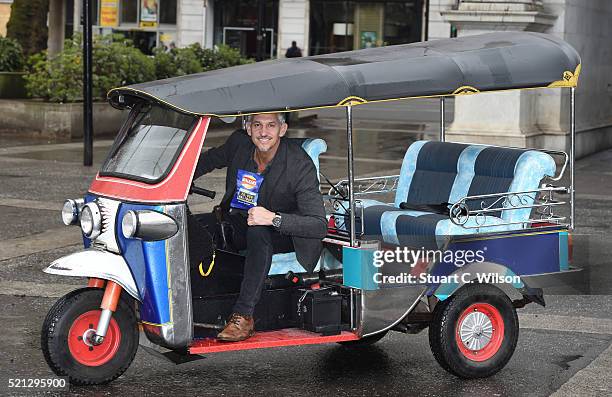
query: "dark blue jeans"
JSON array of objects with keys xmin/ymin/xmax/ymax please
[{"xmin": 196, "ymin": 211, "xmax": 294, "ymax": 316}]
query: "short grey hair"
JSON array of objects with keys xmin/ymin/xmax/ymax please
[{"xmin": 246, "ymin": 113, "xmax": 286, "ymax": 124}]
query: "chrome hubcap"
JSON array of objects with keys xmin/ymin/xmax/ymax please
[
  {"xmin": 81, "ymin": 328, "xmax": 97, "ymax": 346},
  {"xmin": 459, "ymin": 310, "xmax": 494, "ymax": 351}
]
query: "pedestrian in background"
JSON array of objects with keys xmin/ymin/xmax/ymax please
[{"xmin": 285, "ymin": 41, "xmax": 302, "ymax": 58}]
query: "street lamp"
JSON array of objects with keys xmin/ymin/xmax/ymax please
[{"xmin": 83, "ymin": 0, "xmax": 94, "ymax": 166}]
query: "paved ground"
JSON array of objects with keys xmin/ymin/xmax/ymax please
[{"xmin": 0, "ymin": 99, "xmax": 610, "ymax": 396}]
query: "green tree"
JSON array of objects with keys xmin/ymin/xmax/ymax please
[{"xmin": 6, "ymin": 0, "xmax": 49, "ymax": 57}]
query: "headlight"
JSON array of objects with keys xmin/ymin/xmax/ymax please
[
  {"xmin": 122, "ymin": 211, "xmax": 139, "ymax": 238},
  {"xmin": 61, "ymin": 199, "xmax": 84, "ymax": 226},
  {"xmin": 122, "ymin": 210, "xmax": 177, "ymax": 240},
  {"xmin": 80, "ymin": 202, "xmax": 102, "ymax": 239}
]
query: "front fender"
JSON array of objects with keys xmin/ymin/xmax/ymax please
[{"xmin": 44, "ymin": 249, "xmax": 140, "ymax": 301}]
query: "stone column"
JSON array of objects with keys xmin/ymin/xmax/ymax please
[
  {"xmin": 47, "ymin": 0, "xmax": 66, "ymax": 57},
  {"xmin": 177, "ymin": 0, "xmax": 207, "ymax": 47},
  {"xmin": 440, "ymin": 0, "xmax": 558, "ymax": 148},
  {"xmin": 278, "ymin": 0, "xmax": 309, "ymax": 58}
]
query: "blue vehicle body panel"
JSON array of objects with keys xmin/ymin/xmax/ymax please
[
  {"xmin": 116, "ymin": 202, "xmax": 171, "ymax": 325},
  {"xmin": 427, "ymin": 227, "xmax": 569, "ymax": 298},
  {"xmin": 431, "ymin": 228, "xmax": 565, "ymax": 279},
  {"xmin": 83, "ymin": 194, "xmax": 172, "ymax": 326}
]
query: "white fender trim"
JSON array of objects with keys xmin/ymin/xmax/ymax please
[{"xmin": 44, "ymin": 249, "xmax": 140, "ymax": 301}]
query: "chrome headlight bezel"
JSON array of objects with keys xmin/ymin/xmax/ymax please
[
  {"xmin": 61, "ymin": 198, "xmax": 84, "ymax": 226},
  {"xmin": 80, "ymin": 202, "xmax": 102, "ymax": 239}
]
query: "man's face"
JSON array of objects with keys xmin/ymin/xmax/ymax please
[{"xmin": 247, "ymin": 113, "xmax": 288, "ymax": 153}]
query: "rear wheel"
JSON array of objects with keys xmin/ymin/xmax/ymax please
[
  {"xmin": 41, "ymin": 288, "xmax": 138, "ymax": 385},
  {"xmin": 428, "ymin": 284, "xmax": 518, "ymax": 378},
  {"xmin": 339, "ymin": 331, "xmax": 388, "ymax": 347}
]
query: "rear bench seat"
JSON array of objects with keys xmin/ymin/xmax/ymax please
[{"xmin": 359, "ymin": 140, "xmax": 556, "ymax": 249}]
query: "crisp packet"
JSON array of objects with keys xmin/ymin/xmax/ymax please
[{"xmin": 230, "ymin": 169, "xmax": 264, "ymax": 210}]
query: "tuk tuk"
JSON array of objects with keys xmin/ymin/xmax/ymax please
[{"xmin": 41, "ymin": 32, "xmax": 581, "ymax": 385}]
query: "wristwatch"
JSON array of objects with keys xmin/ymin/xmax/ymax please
[{"xmin": 272, "ymin": 212, "xmax": 282, "ymax": 229}]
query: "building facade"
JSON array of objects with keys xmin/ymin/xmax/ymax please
[{"xmin": 55, "ymin": 1, "xmax": 427, "ymax": 58}]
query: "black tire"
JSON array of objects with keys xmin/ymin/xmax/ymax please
[
  {"xmin": 428, "ymin": 284, "xmax": 518, "ymax": 379},
  {"xmin": 41, "ymin": 288, "xmax": 139, "ymax": 385},
  {"xmin": 339, "ymin": 331, "xmax": 388, "ymax": 347}
]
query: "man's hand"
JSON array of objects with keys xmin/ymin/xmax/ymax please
[{"xmin": 247, "ymin": 206, "xmax": 276, "ymax": 226}]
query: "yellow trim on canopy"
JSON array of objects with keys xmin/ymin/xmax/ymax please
[
  {"xmin": 337, "ymin": 96, "xmax": 368, "ymax": 106},
  {"xmin": 547, "ymin": 64, "xmax": 581, "ymax": 88},
  {"xmin": 452, "ymin": 86, "xmax": 480, "ymax": 95}
]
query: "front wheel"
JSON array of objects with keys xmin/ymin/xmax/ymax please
[
  {"xmin": 41, "ymin": 288, "xmax": 139, "ymax": 385},
  {"xmin": 428, "ymin": 284, "xmax": 518, "ymax": 379}
]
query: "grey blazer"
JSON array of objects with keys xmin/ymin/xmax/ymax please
[{"xmin": 194, "ymin": 129, "xmax": 327, "ymax": 271}]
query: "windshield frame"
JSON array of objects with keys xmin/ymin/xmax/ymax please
[{"xmin": 99, "ymin": 101, "xmax": 198, "ymax": 185}]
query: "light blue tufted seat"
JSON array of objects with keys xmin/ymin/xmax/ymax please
[
  {"xmin": 358, "ymin": 140, "xmax": 557, "ymax": 249},
  {"xmin": 268, "ymin": 138, "xmax": 331, "ymax": 275}
]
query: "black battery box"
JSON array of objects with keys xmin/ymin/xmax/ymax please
[{"xmin": 296, "ymin": 288, "xmax": 342, "ymax": 335}]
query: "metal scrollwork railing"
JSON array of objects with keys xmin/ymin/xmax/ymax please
[
  {"xmin": 329, "ymin": 175, "xmax": 400, "ymax": 197},
  {"xmin": 449, "ymin": 185, "xmax": 569, "ymax": 229}
]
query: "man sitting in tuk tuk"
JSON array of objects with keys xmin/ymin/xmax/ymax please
[{"xmin": 194, "ymin": 113, "xmax": 327, "ymax": 342}]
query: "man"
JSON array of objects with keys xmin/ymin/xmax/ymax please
[
  {"xmin": 193, "ymin": 113, "xmax": 327, "ymax": 342},
  {"xmin": 285, "ymin": 41, "xmax": 303, "ymax": 58}
]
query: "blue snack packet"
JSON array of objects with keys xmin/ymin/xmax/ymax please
[{"xmin": 230, "ymin": 169, "xmax": 265, "ymax": 210}]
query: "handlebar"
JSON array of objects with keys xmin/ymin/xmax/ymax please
[{"xmin": 190, "ymin": 184, "xmax": 216, "ymax": 199}]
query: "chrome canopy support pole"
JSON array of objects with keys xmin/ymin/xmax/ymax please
[
  {"xmin": 440, "ymin": 97, "xmax": 446, "ymax": 142},
  {"xmin": 346, "ymin": 105, "xmax": 357, "ymax": 247},
  {"xmin": 570, "ymin": 87, "xmax": 576, "ymax": 230}
]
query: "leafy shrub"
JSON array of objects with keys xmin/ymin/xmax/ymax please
[
  {"xmin": 25, "ymin": 34, "xmax": 253, "ymax": 102},
  {"xmin": 153, "ymin": 46, "xmax": 203, "ymax": 80},
  {"xmin": 189, "ymin": 43, "xmax": 253, "ymax": 72},
  {"xmin": 0, "ymin": 36, "xmax": 26, "ymax": 72},
  {"xmin": 25, "ymin": 34, "xmax": 155, "ymax": 102},
  {"xmin": 25, "ymin": 42, "xmax": 81, "ymax": 102},
  {"xmin": 93, "ymin": 35, "xmax": 156, "ymax": 98}
]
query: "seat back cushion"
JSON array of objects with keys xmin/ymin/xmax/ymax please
[
  {"xmin": 464, "ymin": 147, "xmax": 556, "ymax": 222},
  {"xmin": 298, "ymin": 138, "xmax": 327, "ymax": 181},
  {"xmin": 394, "ymin": 141, "xmax": 468, "ymax": 207}
]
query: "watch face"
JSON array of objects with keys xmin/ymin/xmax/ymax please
[{"xmin": 273, "ymin": 215, "xmax": 281, "ymax": 228}]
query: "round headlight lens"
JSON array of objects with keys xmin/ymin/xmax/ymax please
[
  {"xmin": 122, "ymin": 211, "xmax": 139, "ymax": 238},
  {"xmin": 61, "ymin": 200, "xmax": 78, "ymax": 226},
  {"xmin": 79, "ymin": 202, "xmax": 102, "ymax": 239},
  {"xmin": 80, "ymin": 206, "xmax": 94, "ymax": 236}
]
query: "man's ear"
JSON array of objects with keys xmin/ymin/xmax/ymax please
[
  {"xmin": 246, "ymin": 123, "xmax": 252, "ymax": 136},
  {"xmin": 279, "ymin": 122, "xmax": 288, "ymax": 137}
]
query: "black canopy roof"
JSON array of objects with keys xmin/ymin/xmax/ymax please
[{"xmin": 108, "ymin": 32, "xmax": 580, "ymax": 117}]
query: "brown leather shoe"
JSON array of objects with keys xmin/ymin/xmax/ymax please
[{"xmin": 217, "ymin": 313, "xmax": 255, "ymax": 342}]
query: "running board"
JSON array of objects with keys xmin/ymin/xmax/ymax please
[{"xmin": 189, "ymin": 328, "xmax": 359, "ymax": 354}]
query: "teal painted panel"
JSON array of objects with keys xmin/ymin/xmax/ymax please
[{"xmin": 342, "ymin": 246, "xmax": 379, "ymax": 290}]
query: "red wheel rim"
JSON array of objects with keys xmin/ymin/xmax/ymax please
[
  {"xmin": 67, "ymin": 310, "xmax": 121, "ymax": 366},
  {"xmin": 455, "ymin": 303, "xmax": 504, "ymax": 362}
]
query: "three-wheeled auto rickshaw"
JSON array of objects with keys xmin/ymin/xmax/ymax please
[{"xmin": 41, "ymin": 32, "xmax": 581, "ymax": 385}]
